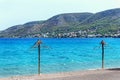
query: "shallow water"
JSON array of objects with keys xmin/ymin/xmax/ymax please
[{"xmin": 0, "ymin": 38, "xmax": 120, "ymax": 77}]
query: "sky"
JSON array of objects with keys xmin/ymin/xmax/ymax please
[{"xmin": 0, "ymin": 0, "xmax": 120, "ymax": 30}]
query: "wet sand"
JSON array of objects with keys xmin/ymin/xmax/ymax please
[{"xmin": 0, "ymin": 68, "xmax": 120, "ymax": 80}]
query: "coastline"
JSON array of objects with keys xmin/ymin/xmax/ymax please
[{"xmin": 0, "ymin": 68, "xmax": 120, "ymax": 80}]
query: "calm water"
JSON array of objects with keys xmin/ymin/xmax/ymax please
[{"xmin": 0, "ymin": 38, "xmax": 120, "ymax": 77}]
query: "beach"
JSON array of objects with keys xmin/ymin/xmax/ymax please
[{"xmin": 0, "ymin": 69, "xmax": 120, "ymax": 80}]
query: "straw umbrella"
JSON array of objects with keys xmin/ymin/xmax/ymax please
[{"xmin": 32, "ymin": 39, "xmax": 41, "ymax": 75}]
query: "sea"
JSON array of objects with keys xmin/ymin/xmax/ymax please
[{"xmin": 0, "ymin": 38, "xmax": 120, "ymax": 77}]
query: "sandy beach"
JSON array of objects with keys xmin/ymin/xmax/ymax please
[{"xmin": 0, "ymin": 68, "xmax": 120, "ymax": 80}]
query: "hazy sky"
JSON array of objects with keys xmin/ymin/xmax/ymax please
[{"xmin": 0, "ymin": 0, "xmax": 120, "ymax": 30}]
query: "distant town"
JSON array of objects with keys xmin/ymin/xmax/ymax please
[{"xmin": 22, "ymin": 30, "xmax": 120, "ymax": 38}]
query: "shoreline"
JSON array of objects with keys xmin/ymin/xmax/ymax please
[
  {"xmin": 0, "ymin": 68, "xmax": 120, "ymax": 80},
  {"xmin": 0, "ymin": 68, "xmax": 107, "ymax": 78}
]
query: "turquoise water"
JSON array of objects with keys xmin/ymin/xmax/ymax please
[{"xmin": 0, "ymin": 38, "xmax": 120, "ymax": 77}]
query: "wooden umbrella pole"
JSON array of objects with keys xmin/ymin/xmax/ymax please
[
  {"xmin": 102, "ymin": 43, "xmax": 104, "ymax": 69},
  {"xmin": 38, "ymin": 43, "xmax": 40, "ymax": 75},
  {"xmin": 36, "ymin": 39, "xmax": 41, "ymax": 75},
  {"xmin": 101, "ymin": 40, "xmax": 105, "ymax": 70}
]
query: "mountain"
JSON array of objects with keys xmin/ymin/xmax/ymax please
[
  {"xmin": 0, "ymin": 8, "xmax": 120, "ymax": 38},
  {"xmin": 80, "ymin": 8, "xmax": 120, "ymax": 35}
]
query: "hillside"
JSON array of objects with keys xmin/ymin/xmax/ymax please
[{"xmin": 0, "ymin": 8, "xmax": 120, "ymax": 38}]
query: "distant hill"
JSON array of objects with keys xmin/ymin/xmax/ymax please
[{"xmin": 0, "ymin": 8, "xmax": 120, "ymax": 38}]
